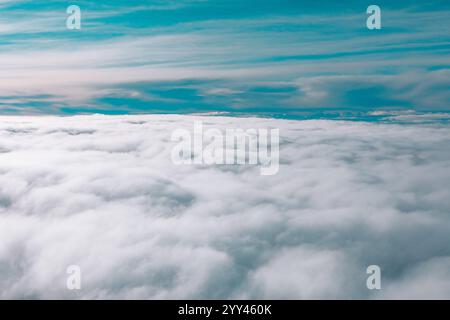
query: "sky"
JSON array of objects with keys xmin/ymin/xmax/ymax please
[
  {"xmin": 1, "ymin": 0, "xmax": 450, "ymax": 116},
  {"xmin": 1, "ymin": 114, "xmax": 450, "ymax": 299}
]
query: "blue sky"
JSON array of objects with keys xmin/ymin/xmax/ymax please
[{"xmin": 0, "ymin": 0, "xmax": 449, "ymax": 116}]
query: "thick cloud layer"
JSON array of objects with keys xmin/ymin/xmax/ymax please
[{"xmin": 0, "ymin": 115, "xmax": 449, "ymax": 299}]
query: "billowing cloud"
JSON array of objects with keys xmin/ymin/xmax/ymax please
[
  {"xmin": 0, "ymin": 114, "xmax": 449, "ymax": 299},
  {"xmin": 1, "ymin": 1, "xmax": 450, "ymax": 113}
]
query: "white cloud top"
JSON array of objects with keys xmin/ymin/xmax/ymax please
[{"xmin": 0, "ymin": 115, "xmax": 449, "ymax": 299}]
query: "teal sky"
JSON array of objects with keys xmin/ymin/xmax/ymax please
[{"xmin": 1, "ymin": 0, "xmax": 450, "ymax": 116}]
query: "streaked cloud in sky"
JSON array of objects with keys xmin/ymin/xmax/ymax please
[{"xmin": 1, "ymin": 0, "xmax": 449, "ymax": 115}]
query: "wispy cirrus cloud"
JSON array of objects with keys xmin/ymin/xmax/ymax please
[{"xmin": 0, "ymin": 0, "xmax": 449, "ymax": 114}]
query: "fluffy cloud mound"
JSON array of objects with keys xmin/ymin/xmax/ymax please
[{"xmin": 0, "ymin": 114, "xmax": 449, "ymax": 299}]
